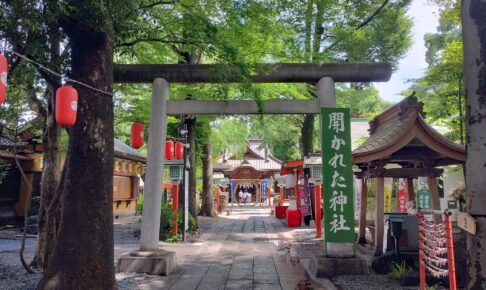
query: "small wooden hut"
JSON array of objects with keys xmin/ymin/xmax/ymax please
[{"xmin": 352, "ymin": 96, "xmax": 466, "ymax": 255}]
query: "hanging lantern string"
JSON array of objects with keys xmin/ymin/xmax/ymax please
[{"xmin": 9, "ymin": 50, "xmax": 114, "ymax": 97}]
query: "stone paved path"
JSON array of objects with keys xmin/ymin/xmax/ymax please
[{"xmin": 130, "ymin": 207, "xmax": 314, "ymax": 290}]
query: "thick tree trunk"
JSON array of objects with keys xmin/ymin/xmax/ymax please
[
  {"xmin": 301, "ymin": 114, "xmax": 315, "ymax": 157},
  {"xmin": 187, "ymin": 118, "xmax": 198, "ymax": 227},
  {"xmin": 300, "ymin": 0, "xmax": 325, "ymax": 158},
  {"xmin": 35, "ymin": 31, "xmax": 62, "ymax": 269},
  {"xmin": 462, "ymin": 1, "xmax": 486, "ymax": 289},
  {"xmin": 199, "ymin": 142, "xmax": 214, "ymax": 216},
  {"xmin": 37, "ymin": 28, "xmax": 115, "ymax": 289}
]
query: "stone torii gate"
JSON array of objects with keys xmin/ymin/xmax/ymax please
[{"xmin": 114, "ymin": 63, "xmax": 391, "ymax": 275}]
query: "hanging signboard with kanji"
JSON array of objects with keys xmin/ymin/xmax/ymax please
[
  {"xmin": 261, "ymin": 180, "xmax": 267, "ymax": 200},
  {"xmin": 416, "ymin": 177, "xmax": 431, "ymax": 210},
  {"xmin": 230, "ymin": 180, "xmax": 236, "ymax": 201},
  {"xmin": 384, "ymin": 178, "xmax": 393, "ymax": 213},
  {"xmin": 321, "ymin": 108, "xmax": 355, "ymax": 243},
  {"xmin": 397, "ymin": 179, "xmax": 408, "ymax": 213}
]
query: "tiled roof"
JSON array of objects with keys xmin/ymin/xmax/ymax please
[
  {"xmin": 114, "ymin": 138, "xmax": 146, "ymax": 163},
  {"xmin": 214, "ymin": 139, "xmax": 282, "ymax": 173},
  {"xmin": 0, "ymin": 135, "xmax": 25, "ymax": 148},
  {"xmin": 352, "ymin": 96, "xmax": 465, "ymax": 165}
]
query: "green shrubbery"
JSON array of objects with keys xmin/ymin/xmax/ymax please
[
  {"xmin": 159, "ymin": 202, "xmax": 197, "ymax": 242},
  {"xmin": 135, "ymin": 193, "xmax": 144, "ymax": 215},
  {"xmin": 388, "ymin": 261, "xmax": 411, "ymax": 280},
  {"xmin": 135, "ymin": 193, "xmax": 197, "ymax": 242}
]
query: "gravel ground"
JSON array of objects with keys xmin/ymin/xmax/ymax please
[
  {"xmin": 0, "ymin": 216, "xmax": 447, "ymax": 290},
  {"xmin": 331, "ymin": 274, "xmax": 420, "ymax": 290},
  {"xmin": 0, "ymin": 218, "xmax": 148, "ymax": 290},
  {"xmin": 0, "ymin": 217, "xmax": 207, "ymax": 290}
]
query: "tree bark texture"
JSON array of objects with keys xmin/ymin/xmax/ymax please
[
  {"xmin": 37, "ymin": 28, "xmax": 115, "ymax": 289},
  {"xmin": 35, "ymin": 84, "xmax": 61, "ymax": 269},
  {"xmin": 462, "ymin": 1, "xmax": 486, "ymax": 289},
  {"xmin": 300, "ymin": 1, "xmax": 325, "ymax": 159},
  {"xmin": 301, "ymin": 114, "xmax": 315, "ymax": 157},
  {"xmin": 35, "ymin": 30, "xmax": 62, "ymax": 269},
  {"xmin": 187, "ymin": 118, "xmax": 198, "ymax": 227},
  {"xmin": 199, "ymin": 142, "xmax": 214, "ymax": 216}
]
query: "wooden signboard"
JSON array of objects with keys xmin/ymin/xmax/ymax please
[{"xmin": 457, "ymin": 212, "xmax": 477, "ymax": 235}]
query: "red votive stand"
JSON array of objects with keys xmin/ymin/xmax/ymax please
[
  {"xmin": 285, "ymin": 209, "xmax": 301, "ymax": 227},
  {"xmin": 275, "ymin": 205, "xmax": 288, "ymax": 219}
]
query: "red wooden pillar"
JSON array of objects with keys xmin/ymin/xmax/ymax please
[
  {"xmin": 445, "ymin": 212, "xmax": 457, "ymax": 290},
  {"xmin": 315, "ymin": 184, "xmax": 322, "ymax": 238},
  {"xmin": 418, "ymin": 211, "xmax": 426, "ymax": 290},
  {"xmin": 216, "ymin": 187, "xmax": 221, "ymax": 212},
  {"xmin": 267, "ymin": 188, "xmax": 271, "ymax": 206},
  {"xmin": 295, "ymin": 170, "xmax": 300, "ymax": 210},
  {"xmin": 171, "ymin": 184, "xmax": 179, "ymax": 235}
]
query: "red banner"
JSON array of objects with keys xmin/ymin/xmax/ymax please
[{"xmin": 397, "ymin": 180, "xmax": 408, "ymax": 213}]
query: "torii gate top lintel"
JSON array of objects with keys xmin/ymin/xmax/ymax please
[
  {"xmin": 113, "ymin": 63, "xmax": 391, "ymax": 84},
  {"xmin": 136, "ymin": 62, "xmax": 393, "ymax": 252}
]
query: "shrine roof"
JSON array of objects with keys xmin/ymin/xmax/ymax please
[
  {"xmin": 352, "ymin": 96, "xmax": 465, "ymax": 166},
  {"xmin": 214, "ymin": 139, "xmax": 282, "ymax": 176},
  {"xmin": 114, "ymin": 138, "xmax": 146, "ymax": 163}
]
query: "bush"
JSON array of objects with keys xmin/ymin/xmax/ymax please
[
  {"xmin": 159, "ymin": 202, "xmax": 177, "ymax": 240},
  {"xmin": 135, "ymin": 193, "xmax": 144, "ymax": 215},
  {"xmin": 159, "ymin": 202, "xmax": 197, "ymax": 242},
  {"xmin": 388, "ymin": 261, "xmax": 411, "ymax": 280}
]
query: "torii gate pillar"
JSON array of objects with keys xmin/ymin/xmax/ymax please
[{"xmin": 117, "ymin": 78, "xmax": 176, "ymax": 275}]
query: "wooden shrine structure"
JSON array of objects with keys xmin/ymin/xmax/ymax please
[
  {"xmin": 352, "ymin": 96, "xmax": 466, "ymax": 255},
  {"xmin": 214, "ymin": 139, "xmax": 281, "ymax": 203}
]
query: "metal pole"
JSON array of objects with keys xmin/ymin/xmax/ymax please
[
  {"xmin": 444, "ymin": 212, "xmax": 457, "ymax": 290},
  {"xmin": 184, "ymin": 167, "xmax": 189, "ymax": 242},
  {"xmin": 179, "ymin": 116, "xmax": 189, "ymax": 242},
  {"xmin": 140, "ymin": 78, "xmax": 169, "ymax": 251}
]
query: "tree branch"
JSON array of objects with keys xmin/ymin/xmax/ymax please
[
  {"xmin": 356, "ymin": 0, "xmax": 390, "ymax": 30},
  {"xmin": 323, "ymin": 0, "xmax": 390, "ymax": 53},
  {"xmin": 28, "ymin": 91, "xmax": 48, "ymax": 119},
  {"xmin": 139, "ymin": 0, "xmax": 178, "ymax": 10},
  {"xmin": 117, "ymin": 38, "xmax": 205, "ymax": 47}
]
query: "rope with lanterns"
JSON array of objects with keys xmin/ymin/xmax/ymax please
[{"xmin": 0, "ymin": 51, "xmax": 184, "ymax": 154}]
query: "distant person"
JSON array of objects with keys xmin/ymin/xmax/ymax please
[{"xmin": 238, "ymin": 190, "xmax": 243, "ymax": 204}]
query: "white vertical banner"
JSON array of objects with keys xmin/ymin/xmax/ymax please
[
  {"xmin": 354, "ymin": 178, "xmax": 361, "ymax": 220},
  {"xmin": 384, "ymin": 178, "xmax": 393, "ymax": 213}
]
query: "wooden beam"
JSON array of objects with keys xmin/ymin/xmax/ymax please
[
  {"xmin": 357, "ymin": 167, "xmax": 443, "ymax": 179},
  {"xmin": 113, "ymin": 63, "xmax": 392, "ymax": 84},
  {"xmin": 406, "ymin": 178, "xmax": 415, "ymax": 201},
  {"xmin": 358, "ymin": 178, "xmax": 368, "ymax": 244},
  {"xmin": 428, "ymin": 176, "xmax": 442, "ymax": 223},
  {"xmin": 166, "ymin": 100, "xmax": 320, "ymax": 115},
  {"xmin": 374, "ymin": 177, "xmax": 385, "ymax": 256}
]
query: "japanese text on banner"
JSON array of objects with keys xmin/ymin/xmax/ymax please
[{"xmin": 321, "ymin": 108, "xmax": 355, "ymax": 243}]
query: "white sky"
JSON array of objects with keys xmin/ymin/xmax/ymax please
[{"xmin": 374, "ymin": 0, "xmax": 440, "ymax": 104}]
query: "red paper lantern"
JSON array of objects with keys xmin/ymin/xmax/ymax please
[
  {"xmin": 0, "ymin": 54, "xmax": 7, "ymax": 104},
  {"xmin": 175, "ymin": 141, "xmax": 184, "ymax": 159},
  {"xmin": 55, "ymin": 86, "xmax": 78, "ymax": 126},
  {"xmin": 131, "ymin": 122, "xmax": 144, "ymax": 149},
  {"xmin": 165, "ymin": 140, "xmax": 174, "ymax": 160}
]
